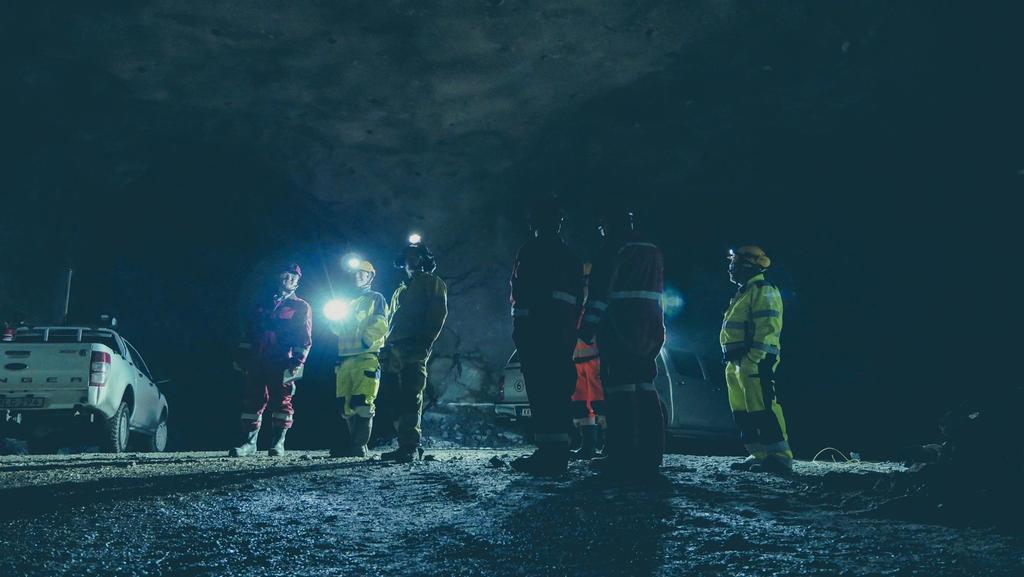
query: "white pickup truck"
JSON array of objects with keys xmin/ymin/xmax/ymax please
[{"xmin": 0, "ymin": 326, "xmax": 169, "ymax": 452}]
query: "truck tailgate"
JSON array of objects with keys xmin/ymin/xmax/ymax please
[{"xmin": 0, "ymin": 344, "xmax": 94, "ymax": 411}]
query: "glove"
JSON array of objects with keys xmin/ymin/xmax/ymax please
[{"xmin": 578, "ymin": 327, "xmax": 596, "ymax": 345}]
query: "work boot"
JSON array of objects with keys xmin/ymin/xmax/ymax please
[
  {"xmin": 267, "ymin": 427, "xmax": 289, "ymax": 457},
  {"xmin": 570, "ymin": 425, "xmax": 598, "ymax": 461},
  {"xmin": 228, "ymin": 427, "xmax": 260, "ymax": 457},
  {"xmin": 511, "ymin": 448, "xmax": 568, "ymax": 476},
  {"xmin": 328, "ymin": 418, "xmax": 353, "ymax": 458},
  {"xmin": 380, "ymin": 446, "xmax": 418, "ymax": 463},
  {"xmin": 332, "ymin": 416, "xmax": 373, "ymax": 458},
  {"xmin": 729, "ymin": 455, "xmax": 761, "ymax": 471},
  {"xmin": 349, "ymin": 415, "xmax": 373, "ymax": 456},
  {"xmin": 749, "ymin": 454, "xmax": 793, "ymax": 474}
]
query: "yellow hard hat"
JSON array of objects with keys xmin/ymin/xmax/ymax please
[
  {"xmin": 729, "ymin": 246, "xmax": 771, "ymax": 269},
  {"xmin": 347, "ymin": 258, "xmax": 376, "ymax": 275},
  {"xmin": 355, "ymin": 260, "xmax": 376, "ymax": 275}
]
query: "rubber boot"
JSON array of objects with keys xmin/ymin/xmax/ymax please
[
  {"xmin": 329, "ymin": 418, "xmax": 353, "ymax": 458},
  {"xmin": 380, "ymin": 446, "xmax": 418, "ymax": 463},
  {"xmin": 729, "ymin": 455, "xmax": 761, "ymax": 471},
  {"xmin": 749, "ymin": 454, "xmax": 793, "ymax": 474},
  {"xmin": 511, "ymin": 446, "xmax": 569, "ymax": 476},
  {"xmin": 591, "ymin": 393, "xmax": 637, "ymax": 476},
  {"xmin": 349, "ymin": 415, "xmax": 373, "ymax": 457},
  {"xmin": 570, "ymin": 425, "xmax": 598, "ymax": 461},
  {"xmin": 635, "ymin": 391, "xmax": 666, "ymax": 473},
  {"xmin": 228, "ymin": 426, "xmax": 260, "ymax": 457},
  {"xmin": 267, "ymin": 427, "xmax": 289, "ymax": 457}
]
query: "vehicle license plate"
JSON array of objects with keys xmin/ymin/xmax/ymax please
[{"xmin": 0, "ymin": 397, "xmax": 46, "ymax": 409}]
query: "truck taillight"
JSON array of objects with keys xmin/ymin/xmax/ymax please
[
  {"xmin": 497, "ymin": 375, "xmax": 506, "ymax": 402},
  {"xmin": 90, "ymin": 351, "xmax": 111, "ymax": 387}
]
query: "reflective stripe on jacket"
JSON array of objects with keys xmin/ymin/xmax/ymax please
[
  {"xmin": 509, "ymin": 235, "xmax": 584, "ymax": 345},
  {"xmin": 573, "ymin": 339, "xmax": 599, "ymax": 363},
  {"xmin": 582, "ymin": 235, "xmax": 665, "ymax": 357},
  {"xmin": 331, "ymin": 290, "xmax": 389, "ymax": 357},
  {"xmin": 719, "ymin": 273, "xmax": 783, "ymax": 362}
]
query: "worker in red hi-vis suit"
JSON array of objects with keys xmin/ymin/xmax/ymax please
[
  {"xmin": 230, "ymin": 263, "xmax": 312, "ymax": 457},
  {"xmin": 579, "ymin": 207, "xmax": 666, "ymax": 477}
]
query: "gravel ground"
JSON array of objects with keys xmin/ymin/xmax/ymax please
[{"xmin": 1, "ymin": 450, "xmax": 1021, "ymax": 577}]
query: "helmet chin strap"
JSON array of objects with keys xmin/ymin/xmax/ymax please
[
  {"xmin": 276, "ymin": 287, "xmax": 297, "ymax": 302},
  {"xmin": 729, "ymin": 262, "xmax": 761, "ymax": 285}
]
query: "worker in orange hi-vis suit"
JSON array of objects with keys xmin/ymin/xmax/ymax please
[
  {"xmin": 570, "ymin": 263, "xmax": 604, "ymax": 460},
  {"xmin": 570, "ymin": 337, "xmax": 604, "ymax": 459}
]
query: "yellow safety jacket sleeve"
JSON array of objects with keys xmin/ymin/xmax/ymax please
[
  {"xmin": 334, "ymin": 292, "xmax": 389, "ymax": 356},
  {"xmin": 720, "ymin": 274, "xmax": 783, "ymax": 362},
  {"xmin": 359, "ymin": 293, "xmax": 390, "ymax": 352},
  {"xmin": 747, "ymin": 280, "xmax": 783, "ymax": 362}
]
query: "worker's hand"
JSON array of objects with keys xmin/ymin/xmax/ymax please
[
  {"xmin": 232, "ymin": 360, "xmax": 244, "ymax": 373},
  {"xmin": 578, "ymin": 328, "xmax": 596, "ymax": 345}
]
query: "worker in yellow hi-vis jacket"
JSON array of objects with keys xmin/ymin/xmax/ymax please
[
  {"xmin": 327, "ymin": 259, "xmax": 389, "ymax": 458},
  {"xmin": 720, "ymin": 246, "xmax": 792, "ymax": 473}
]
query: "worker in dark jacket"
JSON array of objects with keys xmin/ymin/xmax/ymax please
[
  {"xmin": 509, "ymin": 198, "xmax": 584, "ymax": 475},
  {"xmin": 379, "ymin": 236, "xmax": 448, "ymax": 463},
  {"xmin": 230, "ymin": 264, "xmax": 312, "ymax": 457},
  {"xmin": 579, "ymin": 208, "xmax": 666, "ymax": 476}
]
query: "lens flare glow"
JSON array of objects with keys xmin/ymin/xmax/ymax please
[
  {"xmin": 323, "ymin": 299, "xmax": 351, "ymax": 321},
  {"xmin": 661, "ymin": 288, "xmax": 686, "ymax": 318},
  {"xmin": 347, "ymin": 257, "xmax": 362, "ymax": 269},
  {"xmin": 408, "ymin": 233, "xmax": 422, "ymax": 244}
]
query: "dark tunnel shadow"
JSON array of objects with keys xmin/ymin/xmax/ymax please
[
  {"xmin": 496, "ymin": 474, "xmax": 675, "ymax": 577},
  {"xmin": 0, "ymin": 459, "xmax": 376, "ymax": 521}
]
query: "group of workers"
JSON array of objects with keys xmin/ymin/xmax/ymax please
[
  {"xmin": 226, "ymin": 200, "xmax": 791, "ymax": 477},
  {"xmin": 228, "ymin": 239, "xmax": 448, "ymax": 463},
  {"xmin": 511, "ymin": 199, "xmax": 791, "ymax": 476}
]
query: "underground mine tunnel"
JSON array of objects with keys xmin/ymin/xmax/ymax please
[{"xmin": 0, "ymin": 2, "xmax": 1019, "ymax": 576}]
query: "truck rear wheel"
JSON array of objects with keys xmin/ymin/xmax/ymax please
[
  {"xmin": 146, "ymin": 417, "xmax": 168, "ymax": 452},
  {"xmin": 102, "ymin": 401, "xmax": 130, "ymax": 453}
]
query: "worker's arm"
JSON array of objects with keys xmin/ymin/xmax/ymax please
[
  {"xmin": 579, "ymin": 249, "xmax": 611, "ymax": 344},
  {"xmin": 290, "ymin": 300, "xmax": 313, "ymax": 367},
  {"xmin": 747, "ymin": 283, "xmax": 783, "ymax": 363},
  {"xmin": 361, "ymin": 294, "xmax": 390, "ymax": 350},
  {"xmin": 423, "ymin": 277, "xmax": 448, "ymax": 345}
]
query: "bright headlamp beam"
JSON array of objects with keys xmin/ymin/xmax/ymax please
[
  {"xmin": 347, "ymin": 258, "xmax": 362, "ymax": 269},
  {"xmin": 408, "ymin": 233, "xmax": 422, "ymax": 245},
  {"xmin": 323, "ymin": 299, "xmax": 351, "ymax": 321}
]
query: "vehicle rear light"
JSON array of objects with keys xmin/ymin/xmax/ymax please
[
  {"xmin": 90, "ymin": 351, "xmax": 111, "ymax": 387},
  {"xmin": 497, "ymin": 375, "xmax": 506, "ymax": 402}
]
